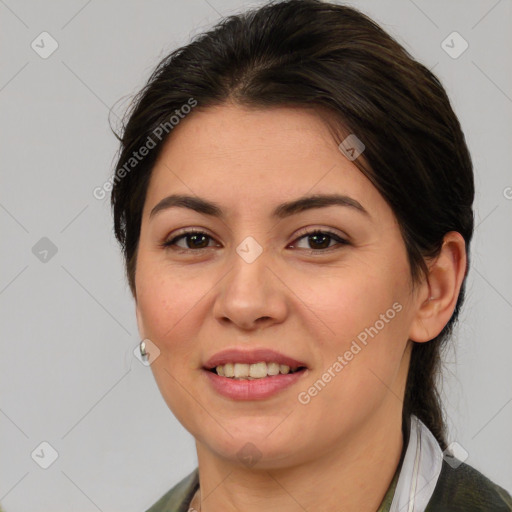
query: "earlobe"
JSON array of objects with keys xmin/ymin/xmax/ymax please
[{"xmin": 408, "ymin": 231, "xmax": 467, "ymax": 343}]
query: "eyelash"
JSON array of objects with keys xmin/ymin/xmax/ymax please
[{"xmin": 160, "ymin": 228, "xmax": 349, "ymax": 254}]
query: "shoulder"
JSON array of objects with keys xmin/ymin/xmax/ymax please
[
  {"xmin": 144, "ymin": 468, "xmax": 199, "ymax": 512},
  {"xmin": 426, "ymin": 459, "xmax": 512, "ymax": 511}
]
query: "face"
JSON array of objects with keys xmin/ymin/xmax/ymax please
[{"xmin": 135, "ymin": 103, "xmax": 422, "ymax": 469}]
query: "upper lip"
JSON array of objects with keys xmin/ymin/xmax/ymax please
[{"xmin": 203, "ymin": 348, "xmax": 308, "ymax": 370}]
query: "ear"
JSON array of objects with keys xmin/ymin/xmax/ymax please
[{"xmin": 408, "ymin": 231, "xmax": 467, "ymax": 343}]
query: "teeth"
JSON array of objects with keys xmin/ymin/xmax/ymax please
[
  {"xmin": 267, "ymin": 362, "xmax": 281, "ymax": 376},
  {"xmin": 224, "ymin": 363, "xmax": 234, "ymax": 377},
  {"xmin": 251, "ymin": 362, "xmax": 266, "ymax": 378},
  {"xmin": 215, "ymin": 362, "xmax": 297, "ymax": 380},
  {"xmin": 214, "ymin": 362, "xmax": 301, "ymax": 379},
  {"xmin": 234, "ymin": 362, "xmax": 249, "ymax": 378}
]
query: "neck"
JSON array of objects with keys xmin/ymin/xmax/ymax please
[{"xmin": 193, "ymin": 406, "xmax": 405, "ymax": 512}]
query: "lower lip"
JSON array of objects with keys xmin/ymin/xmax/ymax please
[{"xmin": 202, "ymin": 368, "xmax": 308, "ymax": 400}]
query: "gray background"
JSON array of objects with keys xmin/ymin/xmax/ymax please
[{"xmin": 1, "ymin": 0, "xmax": 511, "ymax": 510}]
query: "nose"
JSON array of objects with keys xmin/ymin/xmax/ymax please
[{"xmin": 212, "ymin": 246, "xmax": 288, "ymax": 331}]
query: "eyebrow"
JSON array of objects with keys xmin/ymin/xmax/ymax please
[{"xmin": 149, "ymin": 193, "xmax": 370, "ymax": 220}]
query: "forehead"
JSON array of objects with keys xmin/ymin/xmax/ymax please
[{"xmin": 143, "ymin": 103, "xmax": 386, "ymax": 220}]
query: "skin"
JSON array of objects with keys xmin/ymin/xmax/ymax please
[{"xmin": 134, "ymin": 102, "xmax": 466, "ymax": 512}]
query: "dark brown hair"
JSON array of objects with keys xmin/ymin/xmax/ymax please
[{"xmin": 110, "ymin": 0, "xmax": 474, "ymax": 450}]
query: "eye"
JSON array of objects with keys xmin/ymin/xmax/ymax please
[
  {"xmin": 161, "ymin": 230, "xmax": 218, "ymax": 251},
  {"xmin": 289, "ymin": 229, "xmax": 349, "ymax": 252}
]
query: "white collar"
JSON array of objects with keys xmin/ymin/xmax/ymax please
[{"xmin": 389, "ymin": 414, "xmax": 444, "ymax": 512}]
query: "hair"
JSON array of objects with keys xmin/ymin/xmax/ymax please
[{"xmin": 110, "ymin": 0, "xmax": 474, "ymax": 450}]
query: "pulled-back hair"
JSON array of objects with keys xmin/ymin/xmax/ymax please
[{"xmin": 110, "ymin": 0, "xmax": 474, "ymax": 449}]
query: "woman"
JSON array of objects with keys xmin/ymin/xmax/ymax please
[{"xmin": 110, "ymin": 1, "xmax": 512, "ymax": 510}]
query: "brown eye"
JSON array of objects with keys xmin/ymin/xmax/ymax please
[
  {"xmin": 162, "ymin": 231, "xmax": 217, "ymax": 250},
  {"xmin": 291, "ymin": 230, "xmax": 348, "ymax": 251}
]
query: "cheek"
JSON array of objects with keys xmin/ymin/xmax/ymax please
[
  {"xmin": 135, "ymin": 258, "xmax": 206, "ymax": 354},
  {"xmin": 297, "ymin": 264, "xmax": 403, "ymax": 347},
  {"xmin": 295, "ymin": 261, "xmax": 410, "ymax": 405}
]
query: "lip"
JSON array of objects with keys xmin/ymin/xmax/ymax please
[
  {"xmin": 202, "ymin": 367, "xmax": 308, "ymax": 400},
  {"xmin": 203, "ymin": 348, "xmax": 309, "ymax": 370}
]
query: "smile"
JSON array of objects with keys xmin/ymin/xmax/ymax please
[{"xmin": 209, "ymin": 361, "xmax": 305, "ymax": 379}]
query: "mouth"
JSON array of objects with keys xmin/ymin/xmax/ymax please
[{"xmin": 202, "ymin": 362, "xmax": 308, "ymax": 400}]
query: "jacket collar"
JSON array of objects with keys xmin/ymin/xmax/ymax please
[{"xmin": 389, "ymin": 414, "xmax": 444, "ymax": 512}]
